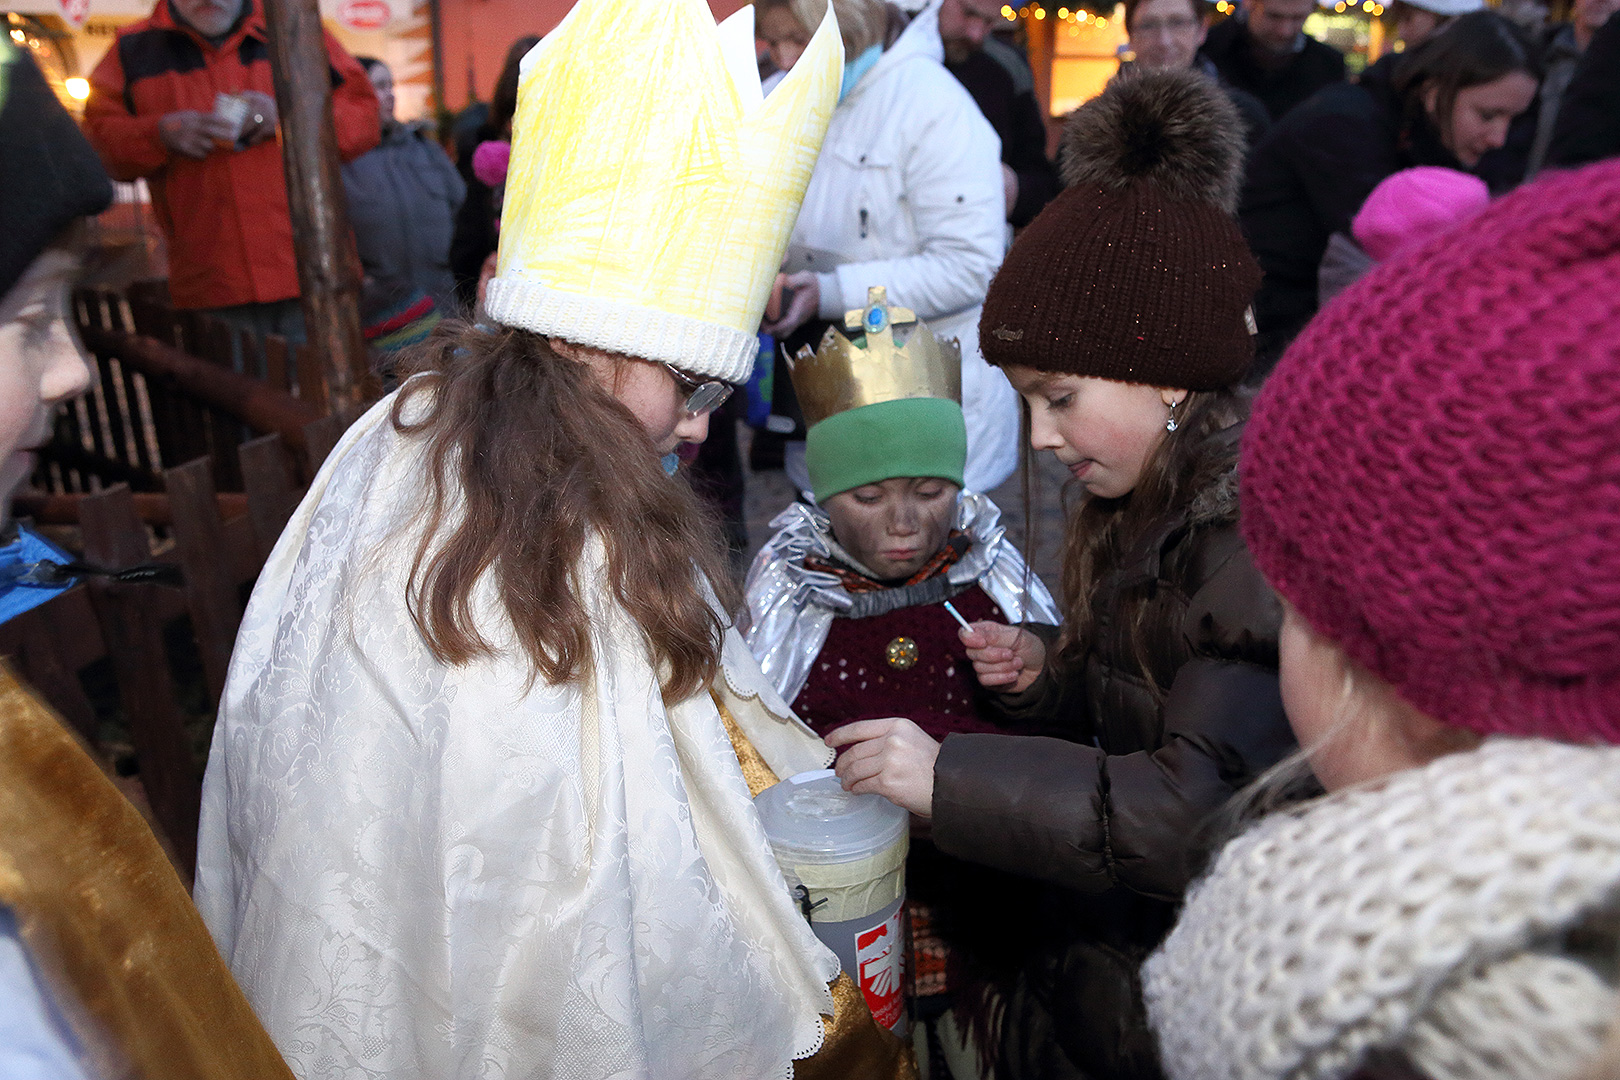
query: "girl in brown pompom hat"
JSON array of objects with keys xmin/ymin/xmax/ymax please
[{"xmin": 826, "ymin": 67, "xmax": 1294, "ymax": 1079}]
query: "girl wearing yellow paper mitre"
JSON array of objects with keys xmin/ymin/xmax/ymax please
[{"xmin": 192, "ymin": 0, "xmax": 913, "ymax": 1076}]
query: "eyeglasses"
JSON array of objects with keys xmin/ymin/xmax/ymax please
[{"xmin": 664, "ymin": 364, "xmax": 734, "ymax": 417}]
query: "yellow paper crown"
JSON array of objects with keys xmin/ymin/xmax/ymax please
[
  {"xmin": 787, "ymin": 287, "xmax": 963, "ymax": 428},
  {"xmin": 482, "ymin": 0, "xmax": 843, "ymax": 383}
]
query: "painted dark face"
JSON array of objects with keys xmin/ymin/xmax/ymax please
[{"xmin": 823, "ymin": 476, "xmax": 960, "ymax": 580}]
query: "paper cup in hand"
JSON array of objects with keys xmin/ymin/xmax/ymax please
[{"xmin": 212, "ymin": 92, "xmax": 250, "ymax": 145}]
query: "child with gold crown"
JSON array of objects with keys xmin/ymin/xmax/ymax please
[
  {"xmin": 192, "ymin": 0, "xmax": 913, "ymax": 1075},
  {"xmin": 743, "ymin": 287, "xmax": 1059, "ymax": 1073}
]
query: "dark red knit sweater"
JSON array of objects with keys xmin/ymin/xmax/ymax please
[{"xmin": 791, "ymin": 585, "xmax": 1009, "ymax": 742}]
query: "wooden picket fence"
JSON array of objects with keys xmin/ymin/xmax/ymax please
[
  {"xmin": 17, "ymin": 282, "xmax": 364, "ymax": 880},
  {"xmin": 43, "ymin": 281, "xmax": 336, "ymax": 497}
]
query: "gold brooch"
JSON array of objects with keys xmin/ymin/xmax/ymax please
[{"xmin": 885, "ymin": 637, "xmax": 919, "ymax": 670}]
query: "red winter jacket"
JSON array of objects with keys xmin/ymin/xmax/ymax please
[{"xmin": 84, "ymin": 0, "xmax": 379, "ymax": 310}]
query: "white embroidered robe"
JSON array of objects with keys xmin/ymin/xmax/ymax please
[{"xmin": 194, "ymin": 394, "xmax": 842, "ymax": 1080}]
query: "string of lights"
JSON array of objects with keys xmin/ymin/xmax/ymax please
[
  {"xmin": 5, "ymin": 12, "xmax": 85, "ymax": 104},
  {"xmin": 997, "ymin": 0, "xmax": 1385, "ymax": 25},
  {"xmin": 1001, "ymin": 2, "xmax": 1113, "ymax": 25}
]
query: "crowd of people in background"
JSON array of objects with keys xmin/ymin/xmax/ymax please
[
  {"xmin": 61, "ymin": 0, "xmax": 1620, "ymax": 398},
  {"xmin": 5, "ymin": 0, "xmax": 1620, "ymax": 1074},
  {"xmin": 82, "ymin": 0, "xmax": 379, "ymax": 366}
]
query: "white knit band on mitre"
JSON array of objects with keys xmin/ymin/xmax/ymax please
[{"xmin": 484, "ymin": 273, "xmax": 759, "ymax": 384}]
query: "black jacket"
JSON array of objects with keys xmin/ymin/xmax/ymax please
[
  {"xmin": 1546, "ymin": 10, "xmax": 1620, "ymax": 169},
  {"xmin": 948, "ymin": 37, "xmax": 1061, "ymax": 227},
  {"xmin": 1196, "ymin": 56, "xmax": 1273, "ymax": 154},
  {"xmin": 1199, "ymin": 15, "xmax": 1345, "ymax": 121},
  {"xmin": 1239, "ymin": 69, "xmax": 1465, "ymax": 371},
  {"xmin": 930, "ymin": 425, "xmax": 1293, "ymax": 1080}
]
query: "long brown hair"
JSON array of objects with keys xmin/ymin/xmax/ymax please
[
  {"xmin": 1053, "ymin": 388, "xmax": 1247, "ymax": 689},
  {"xmin": 390, "ymin": 322, "xmax": 739, "ymax": 703}
]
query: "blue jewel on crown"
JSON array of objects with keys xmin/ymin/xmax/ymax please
[{"xmin": 864, "ymin": 302, "xmax": 889, "ymax": 335}]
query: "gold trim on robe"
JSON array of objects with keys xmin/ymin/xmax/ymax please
[
  {"xmin": 713, "ymin": 689, "xmax": 919, "ymax": 1080},
  {"xmin": 714, "ymin": 688, "xmax": 785, "ymax": 799},
  {"xmin": 0, "ymin": 667, "xmax": 293, "ymax": 1080}
]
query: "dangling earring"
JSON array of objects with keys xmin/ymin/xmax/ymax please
[{"xmin": 1165, "ymin": 397, "xmax": 1182, "ymax": 433}]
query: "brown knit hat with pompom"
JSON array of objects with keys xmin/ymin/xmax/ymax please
[{"xmin": 979, "ymin": 67, "xmax": 1260, "ymax": 390}]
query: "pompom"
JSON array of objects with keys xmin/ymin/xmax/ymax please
[
  {"xmin": 1059, "ymin": 67, "xmax": 1246, "ymax": 214},
  {"xmin": 472, "ymin": 139, "xmax": 511, "ymax": 189}
]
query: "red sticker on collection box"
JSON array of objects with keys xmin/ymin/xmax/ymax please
[{"xmin": 855, "ymin": 908, "xmax": 904, "ymax": 1029}]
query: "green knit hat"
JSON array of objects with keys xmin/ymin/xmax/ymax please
[
  {"xmin": 805, "ymin": 396, "xmax": 966, "ymax": 502},
  {"xmin": 787, "ymin": 286, "xmax": 968, "ymax": 502}
]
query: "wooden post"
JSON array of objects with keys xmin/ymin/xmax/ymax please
[
  {"xmin": 261, "ymin": 0, "xmax": 372, "ymax": 416},
  {"xmin": 428, "ymin": 0, "xmax": 447, "ymax": 115}
]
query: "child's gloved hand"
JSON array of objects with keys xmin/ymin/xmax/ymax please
[
  {"xmin": 825, "ymin": 718, "xmax": 939, "ymax": 818},
  {"xmin": 959, "ymin": 621, "xmax": 1046, "ymax": 694}
]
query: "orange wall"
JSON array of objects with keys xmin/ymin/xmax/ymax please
[{"xmin": 436, "ymin": 0, "xmax": 748, "ymax": 112}]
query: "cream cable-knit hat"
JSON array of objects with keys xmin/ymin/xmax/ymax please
[{"xmin": 1142, "ymin": 738, "xmax": 1620, "ymax": 1080}]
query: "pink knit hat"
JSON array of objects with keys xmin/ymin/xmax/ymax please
[
  {"xmin": 1352, "ymin": 167, "xmax": 1491, "ymax": 263},
  {"xmin": 1242, "ymin": 158, "xmax": 1620, "ymax": 744}
]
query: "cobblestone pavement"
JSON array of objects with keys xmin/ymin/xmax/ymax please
[{"xmin": 736, "ymin": 423, "xmax": 1072, "ymax": 597}]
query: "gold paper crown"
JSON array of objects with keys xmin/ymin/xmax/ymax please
[
  {"xmin": 481, "ymin": 0, "xmax": 843, "ymax": 383},
  {"xmin": 787, "ymin": 287, "xmax": 963, "ymax": 428}
]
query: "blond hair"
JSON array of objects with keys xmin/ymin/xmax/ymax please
[
  {"xmin": 760, "ymin": 0, "xmax": 887, "ymax": 62},
  {"xmin": 1215, "ymin": 616, "xmax": 1480, "ymax": 832}
]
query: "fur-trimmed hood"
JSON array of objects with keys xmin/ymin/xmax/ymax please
[
  {"xmin": 1190, "ymin": 457, "xmax": 1241, "ymax": 527},
  {"xmin": 1187, "ymin": 418, "xmax": 1245, "ymax": 527}
]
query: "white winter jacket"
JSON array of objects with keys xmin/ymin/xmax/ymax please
[{"xmin": 787, "ymin": 2, "xmax": 1019, "ymax": 492}]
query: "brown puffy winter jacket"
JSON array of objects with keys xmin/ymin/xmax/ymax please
[{"xmin": 931, "ymin": 425, "xmax": 1294, "ymax": 1080}]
